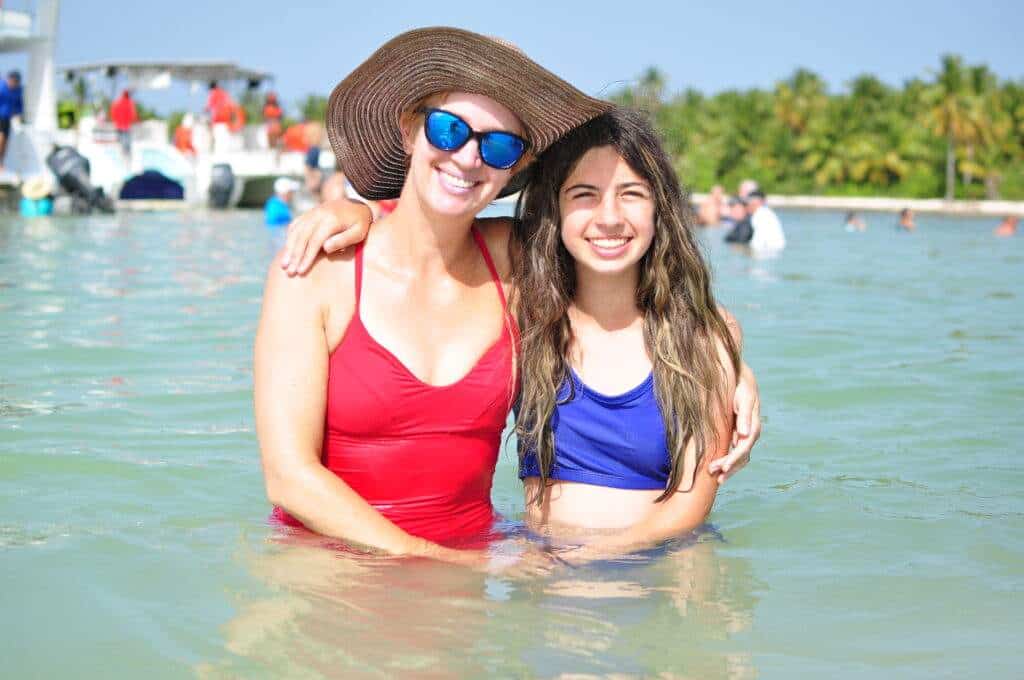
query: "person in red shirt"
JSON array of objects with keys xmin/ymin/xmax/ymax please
[
  {"xmin": 206, "ymin": 81, "xmax": 233, "ymax": 124},
  {"xmin": 110, "ymin": 89, "xmax": 139, "ymax": 156}
]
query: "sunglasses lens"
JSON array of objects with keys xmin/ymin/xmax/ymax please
[
  {"xmin": 479, "ymin": 132, "xmax": 526, "ymax": 170},
  {"xmin": 424, "ymin": 110, "xmax": 469, "ymax": 151}
]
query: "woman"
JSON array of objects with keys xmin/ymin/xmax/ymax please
[
  {"xmin": 255, "ymin": 27, "xmax": 611, "ymax": 566},
  {"xmin": 514, "ymin": 107, "xmax": 737, "ymax": 556}
]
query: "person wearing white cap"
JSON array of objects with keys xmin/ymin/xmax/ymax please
[
  {"xmin": 265, "ymin": 177, "xmax": 300, "ymax": 227},
  {"xmin": 19, "ymin": 174, "xmax": 54, "ymax": 217}
]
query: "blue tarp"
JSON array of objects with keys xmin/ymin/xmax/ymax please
[{"xmin": 119, "ymin": 170, "xmax": 184, "ymax": 200}]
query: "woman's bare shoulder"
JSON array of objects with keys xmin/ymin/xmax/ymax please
[{"xmin": 262, "ymin": 248, "xmax": 357, "ymax": 334}]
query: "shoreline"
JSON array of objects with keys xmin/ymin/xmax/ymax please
[{"xmin": 690, "ymin": 193, "xmax": 1024, "ymax": 217}]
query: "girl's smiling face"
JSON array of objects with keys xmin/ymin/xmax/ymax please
[{"xmin": 558, "ymin": 145, "xmax": 656, "ymax": 277}]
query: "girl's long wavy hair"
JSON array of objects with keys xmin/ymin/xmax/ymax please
[{"xmin": 510, "ymin": 107, "xmax": 740, "ymax": 503}]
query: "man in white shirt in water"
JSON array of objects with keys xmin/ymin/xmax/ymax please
[{"xmin": 746, "ymin": 189, "xmax": 786, "ymax": 254}]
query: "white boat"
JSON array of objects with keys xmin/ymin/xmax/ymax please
[{"xmin": 2, "ymin": 1, "xmax": 324, "ymax": 210}]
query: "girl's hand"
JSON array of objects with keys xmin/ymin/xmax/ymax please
[
  {"xmin": 279, "ymin": 199, "xmax": 373, "ymax": 276},
  {"xmin": 487, "ymin": 538, "xmax": 562, "ymax": 578},
  {"xmin": 709, "ymin": 360, "xmax": 761, "ymax": 483}
]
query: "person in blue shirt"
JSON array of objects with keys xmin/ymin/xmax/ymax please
[
  {"xmin": 265, "ymin": 177, "xmax": 298, "ymax": 227},
  {"xmin": 0, "ymin": 70, "xmax": 24, "ymax": 169}
]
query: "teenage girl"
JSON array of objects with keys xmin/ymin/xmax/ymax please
[{"xmin": 513, "ymin": 107, "xmax": 739, "ymax": 556}]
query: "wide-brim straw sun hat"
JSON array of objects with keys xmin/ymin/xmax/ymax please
[{"xmin": 326, "ymin": 26, "xmax": 611, "ymax": 200}]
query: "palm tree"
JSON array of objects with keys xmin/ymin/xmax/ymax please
[
  {"xmin": 847, "ymin": 74, "xmax": 892, "ymax": 123},
  {"xmin": 300, "ymin": 95, "xmax": 328, "ymax": 123},
  {"xmin": 924, "ymin": 54, "xmax": 975, "ymax": 200},
  {"xmin": 773, "ymin": 68, "xmax": 828, "ymax": 134},
  {"xmin": 638, "ymin": 67, "xmax": 667, "ymax": 113}
]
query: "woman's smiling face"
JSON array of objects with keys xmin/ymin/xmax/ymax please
[
  {"xmin": 403, "ymin": 92, "xmax": 526, "ymax": 218},
  {"xmin": 558, "ymin": 145, "xmax": 656, "ymax": 277}
]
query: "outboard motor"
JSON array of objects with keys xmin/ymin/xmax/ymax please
[
  {"xmin": 208, "ymin": 163, "xmax": 235, "ymax": 209},
  {"xmin": 45, "ymin": 146, "xmax": 115, "ymax": 214}
]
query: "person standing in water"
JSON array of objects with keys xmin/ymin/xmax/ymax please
[
  {"xmin": 513, "ymin": 108, "xmax": 741, "ymax": 555},
  {"xmin": 265, "ymin": 178, "xmax": 299, "ymax": 227},
  {"xmin": 746, "ymin": 190, "xmax": 786, "ymax": 253},
  {"xmin": 255, "ymin": 27, "xmax": 613, "ymax": 564}
]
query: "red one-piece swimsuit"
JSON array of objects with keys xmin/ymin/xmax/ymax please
[{"xmin": 273, "ymin": 226, "xmax": 515, "ymax": 546}]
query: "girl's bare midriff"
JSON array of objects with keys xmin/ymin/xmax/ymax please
[{"xmin": 522, "ymin": 478, "xmax": 663, "ymax": 531}]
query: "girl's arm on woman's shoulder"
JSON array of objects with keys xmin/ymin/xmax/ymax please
[
  {"xmin": 254, "ymin": 257, "xmax": 484, "ymax": 566},
  {"xmin": 278, "ymin": 198, "xmax": 374, "ymax": 276}
]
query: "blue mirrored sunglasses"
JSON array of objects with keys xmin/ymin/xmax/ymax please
[{"xmin": 418, "ymin": 107, "xmax": 528, "ymax": 170}]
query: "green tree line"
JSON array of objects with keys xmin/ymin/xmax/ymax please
[{"xmin": 611, "ymin": 55, "xmax": 1024, "ymax": 200}]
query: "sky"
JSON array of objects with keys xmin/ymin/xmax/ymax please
[{"xmin": 4, "ymin": 0, "xmax": 1023, "ymax": 115}]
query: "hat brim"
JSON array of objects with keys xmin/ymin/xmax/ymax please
[
  {"xmin": 21, "ymin": 179, "xmax": 53, "ymax": 200},
  {"xmin": 326, "ymin": 27, "xmax": 610, "ymax": 201}
]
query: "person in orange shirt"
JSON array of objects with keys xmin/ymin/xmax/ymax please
[
  {"xmin": 263, "ymin": 91, "xmax": 283, "ymax": 148},
  {"xmin": 172, "ymin": 113, "xmax": 195, "ymax": 155},
  {"xmin": 281, "ymin": 121, "xmax": 309, "ymax": 152},
  {"xmin": 110, "ymin": 89, "xmax": 139, "ymax": 156},
  {"xmin": 206, "ymin": 81, "xmax": 232, "ymax": 124}
]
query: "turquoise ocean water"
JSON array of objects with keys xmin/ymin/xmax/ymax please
[{"xmin": 1, "ymin": 208, "xmax": 1021, "ymax": 678}]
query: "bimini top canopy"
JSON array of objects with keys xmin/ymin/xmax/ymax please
[{"xmin": 58, "ymin": 60, "xmax": 273, "ymax": 90}]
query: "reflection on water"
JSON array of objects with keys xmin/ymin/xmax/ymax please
[
  {"xmin": 204, "ymin": 529, "xmax": 757, "ymax": 678},
  {"xmin": 3, "ymin": 208, "xmax": 1023, "ymax": 677}
]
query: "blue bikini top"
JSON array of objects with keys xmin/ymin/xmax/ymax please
[{"xmin": 519, "ymin": 367, "xmax": 670, "ymax": 490}]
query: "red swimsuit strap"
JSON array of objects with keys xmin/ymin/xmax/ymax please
[
  {"xmin": 470, "ymin": 225, "xmax": 507, "ymax": 309},
  {"xmin": 353, "ymin": 241, "xmax": 364, "ymax": 311}
]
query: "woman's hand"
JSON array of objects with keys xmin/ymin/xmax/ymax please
[
  {"xmin": 709, "ymin": 360, "xmax": 761, "ymax": 483},
  {"xmin": 421, "ymin": 537, "xmax": 560, "ymax": 577},
  {"xmin": 279, "ymin": 199, "xmax": 374, "ymax": 276}
]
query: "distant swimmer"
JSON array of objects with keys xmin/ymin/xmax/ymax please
[
  {"xmin": 993, "ymin": 216, "xmax": 1018, "ymax": 238},
  {"xmin": 698, "ymin": 184, "xmax": 724, "ymax": 226},
  {"xmin": 265, "ymin": 177, "xmax": 299, "ymax": 227},
  {"xmin": 897, "ymin": 208, "xmax": 916, "ymax": 232},
  {"xmin": 720, "ymin": 195, "xmax": 745, "ymax": 230},
  {"xmin": 738, "ymin": 178, "xmax": 759, "ymax": 200},
  {"xmin": 844, "ymin": 211, "xmax": 866, "ymax": 232},
  {"xmin": 723, "ymin": 197, "xmax": 753, "ymax": 244}
]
